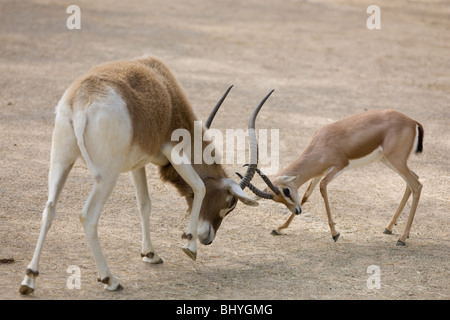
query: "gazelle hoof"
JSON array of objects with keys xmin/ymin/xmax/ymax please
[
  {"xmin": 182, "ymin": 247, "xmax": 197, "ymax": 261},
  {"xmin": 383, "ymin": 228, "xmax": 392, "ymax": 235},
  {"xmin": 19, "ymin": 284, "xmax": 34, "ymax": 295},
  {"xmin": 396, "ymin": 240, "xmax": 406, "ymax": 246},
  {"xmin": 270, "ymin": 229, "xmax": 281, "ymax": 236},
  {"xmin": 332, "ymin": 233, "xmax": 340, "ymax": 242}
]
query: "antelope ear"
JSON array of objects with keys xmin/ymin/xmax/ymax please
[
  {"xmin": 280, "ymin": 176, "xmax": 297, "ymax": 184},
  {"xmin": 225, "ymin": 180, "xmax": 259, "ymax": 207}
]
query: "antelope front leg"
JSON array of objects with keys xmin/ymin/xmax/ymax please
[
  {"xmin": 161, "ymin": 144, "xmax": 205, "ymax": 261},
  {"xmin": 180, "ymin": 175, "xmax": 205, "ymax": 260},
  {"xmin": 131, "ymin": 167, "xmax": 163, "ymax": 264}
]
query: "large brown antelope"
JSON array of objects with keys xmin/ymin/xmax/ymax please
[
  {"xmin": 20, "ymin": 56, "xmax": 272, "ymax": 294},
  {"xmin": 240, "ymin": 109, "xmax": 423, "ymax": 246}
]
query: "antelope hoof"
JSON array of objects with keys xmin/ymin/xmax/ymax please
[
  {"xmin": 182, "ymin": 247, "xmax": 197, "ymax": 261},
  {"xmin": 270, "ymin": 229, "xmax": 281, "ymax": 236},
  {"xmin": 383, "ymin": 228, "xmax": 392, "ymax": 235},
  {"xmin": 19, "ymin": 284, "xmax": 34, "ymax": 295},
  {"xmin": 141, "ymin": 252, "xmax": 164, "ymax": 264},
  {"xmin": 20, "ymin": 271, "xmax": 38, "ymax": 295},
  {"xmin": 396, "ymin": 240, "xmax": 406, "ymax": 246},
  {"xmin": 332, "ymin": 233, "xmax": 340, "ymax": 242},
  {"xmin": 98, "ymin": 276, "xmax": 123, "ymax": 291},
  {"xmin": 108, "ymin": 283, "xmax": 124, "ymax": 291}
]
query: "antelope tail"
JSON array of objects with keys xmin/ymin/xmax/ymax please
[{"xmin": 73, "ymin": 110, "xmax": 101, "ymax": 182}]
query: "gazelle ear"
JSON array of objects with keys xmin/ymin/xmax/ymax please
[
  {"xmin": 280, "ymin": 176, "xmax": 297, "ymax": 184},
  {"xmin": 225, "ymin": 180, "xmax": 259, "ymax": 207}
]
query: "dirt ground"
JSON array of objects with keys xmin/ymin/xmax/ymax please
[{"xmin": 0, "ymin": 0, "xmax": 449, "ymax": 300}]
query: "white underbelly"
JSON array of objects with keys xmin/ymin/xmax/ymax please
[{"xmin": 345, "ymin": 146, "xmax": 384, "ymax": 171}]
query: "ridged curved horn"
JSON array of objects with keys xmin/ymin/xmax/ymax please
[
  {"xmin": 205, "ymin": 85, "xmax": 234, "ymax": 129},
  {"xmin": 239, "ymin": 89, "xmax": 275, "ymax": 190},
  {"xmin": 243, "ymin": 165, "xmax": 280, "ymax": 195},
  {"xmin": 236, "ymin": 172, "xmax": 274, "ymax": 199}
]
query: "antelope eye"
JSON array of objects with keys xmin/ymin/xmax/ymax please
[{"xmin": 283, "ymin": 188, "xmax": 290, "ymax": 198}]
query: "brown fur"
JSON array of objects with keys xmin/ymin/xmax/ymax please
[
  {"xmin": 65, "ymin": 57, "xmax": 196, "ymax": 156},
  {"xmin": 65, "ymin": 56, "xmax": 242, "ymax": 233},
  {"xmin": 66, "ymin": 56, "xmax": 229, "ymax": 181}
]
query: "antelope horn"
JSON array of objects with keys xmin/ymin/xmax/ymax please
[
  {"xmin": 205, "ymin": 85, "xmax": 234, "ymax": 129},
  {"xmin": 239, "ymin": 89, "xmax": 275, "ymax": 190},
  {"xmin": 243, "ymin": 165, "xmax": 280, "ymax": 195},
  {"xmin": 235, "ymin": 172, "xmax": 274, "ymax": 199}
]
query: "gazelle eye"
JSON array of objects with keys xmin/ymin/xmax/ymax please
[{"xmin": 283, "ymin": 188, "xmax": 290, "ymax": 198}]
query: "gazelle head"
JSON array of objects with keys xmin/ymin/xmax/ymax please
[{"xmin": 237, "ymin": 169, "xmax": 302, "ymax": 216}]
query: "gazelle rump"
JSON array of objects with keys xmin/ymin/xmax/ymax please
[
  {"xmin": 243, "ymin": 109, "xmax": 424, "ymax": 246},
  {"xmin": 20, "ymin": 56, "xmax": 270, "ymax": 294}
]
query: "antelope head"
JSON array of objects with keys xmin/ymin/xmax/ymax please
[{"xmin": 173, "ymin": 87, "xmax": 276, "ymax": 246}]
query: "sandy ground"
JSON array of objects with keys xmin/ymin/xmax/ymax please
[{"xmin": 0, "ymin": 0, "xmax": 449, "ymax": 300}]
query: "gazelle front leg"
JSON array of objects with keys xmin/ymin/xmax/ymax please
[
  {"xmin": 270, "ymin": 176, "xmax": 322, "ymax": 236},
  {"xmin": 131, "ymin": 167, "xmax": 163, "ymax": 264},
  {"xmin": 271, "ymin": 176, "xmax": 321, "ymax": 235},
  {"xmin": 161, "ymin": 144, "xmax": 205, "ymax": 261},
  {"xmin": 320, "ymin": 167, "xmax": 343, "ymax": 242}
]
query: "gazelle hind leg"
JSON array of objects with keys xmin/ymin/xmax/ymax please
[
  {"xmin": 131, "ymin": 167, "xmax": 163, "ymax": 264},
  {"xmin": 383, "ymin": 184, "xmax": 411, "ymax": 235},
  {"xmin": 20, "ymin": 114, "xmax": 79, "ymax": 295},
  {"xmin": 271, "ymin": 177, "xmax": 321, "ymax": 235},
  {"xmin": 382, "ymin": 159, "xmax": 417, "ymax": 234},
  {"xmin": 400, "ymin": 170, "xmax": 421, "ymax": 243},
  {"xmin": 383, "ymin": 157, "xmax": 422, "ymax": 245}
]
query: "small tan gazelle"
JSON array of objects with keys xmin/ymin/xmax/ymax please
[
  {"xmin": 20, "ymin": 56, "xmax": 273, "ymax": 294},
  {"xmin": 241, "ymin": 109, "xmax": 424, "ymax": 246}
]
